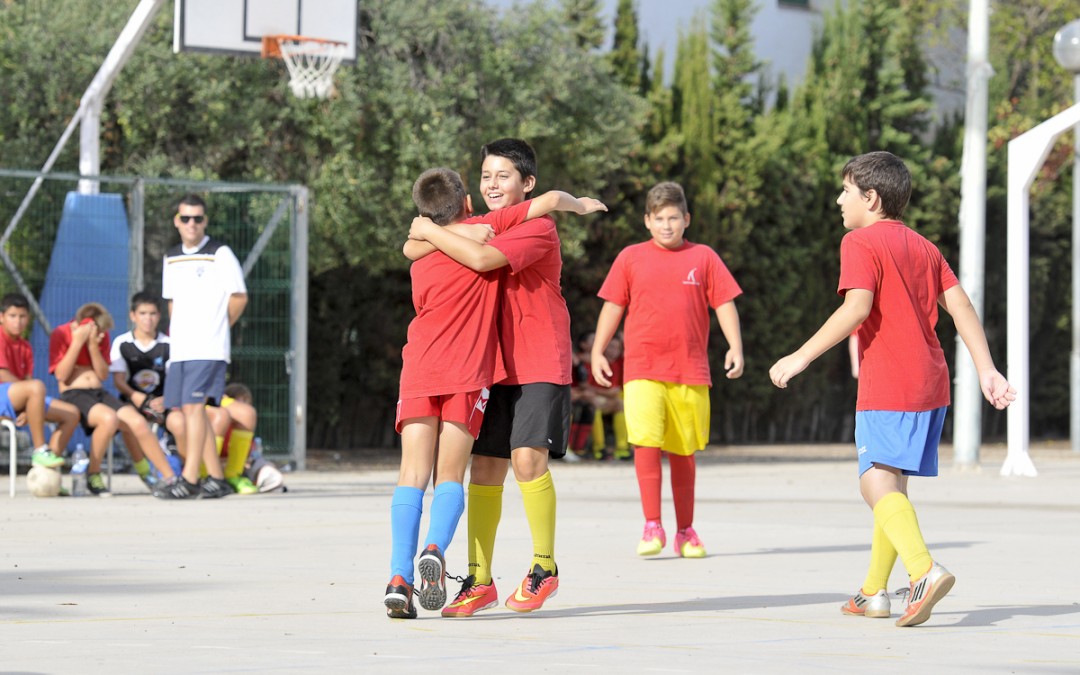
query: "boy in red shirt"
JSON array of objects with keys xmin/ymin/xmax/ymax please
[
  {"xmin": 49, "ymin": 302, "xmax": 177, "ymax": 496},
  {"xmin": 404, "ymin": 139, "xmax": 601, "ymax": 616},
  {"xmin": 769, "ymin": 151, "xmax": 1015, "ymax": 627},
  {"xmin": 387, "ymin": 167, "xmax": 604, "ymax": 619},
  {"xmin": 0, "ymin": 293, "xmax": 79, "ymax": 467},
  {"xmin": 592, "ymin": 181, "xmax": 744, "ymax": 559}
]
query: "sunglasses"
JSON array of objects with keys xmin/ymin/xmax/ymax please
[{"xmin": 176, "ymin": 214, "xmax": 206, "ymax": 224}]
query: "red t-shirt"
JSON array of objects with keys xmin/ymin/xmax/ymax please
[
  {"xmin": 488, "ymin": 212, "xmax": 572, "ymax": 386},
  {"xmin": 598, "ymin": 240, "xmax": 742, "ymax": 386},
  {"xmin": 838, "ymin": 220, "xmax": 959, "ymax": 412},
  {"xmin": 0, "ymin": 330, "xmax": 33, "ymax": 380},
  {"xmin": 48, "ymin": 321, "xmax": 112, "ymax": 374},
  {"xmin": 398, "ymin": 201, "xmax": 534, "ymax": 399}
]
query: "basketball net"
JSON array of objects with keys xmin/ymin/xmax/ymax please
[{"xmin": 262, "ymin": 35, "xmax": 347, "ymax": 99}]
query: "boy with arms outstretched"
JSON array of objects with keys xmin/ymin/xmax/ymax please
[
  {"xmin": 591, "ymin": 182, "xmax": 744, "ymax": 559},
  {"xmin": 388, "ymin": 167, "xmax": 605, "ymax": 619},
  {"xmin": 404, "ymin": 139, "xmax": 594, "ymax": 616},
  {"xmin": 0, "ymin": 293, "xmax": 78, "ymax": 467},
  {"xmin": 769, "ymin": 151, "xmax": 1015, "ymax": 627}
]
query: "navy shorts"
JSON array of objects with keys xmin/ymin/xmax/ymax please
[
  {"xmin": 473, "ymin": 383, "xmax": 570, "ymax": 460},
  {"xmin": 164, "ymin": 360, "xmax": 227, "ymax": 408}
]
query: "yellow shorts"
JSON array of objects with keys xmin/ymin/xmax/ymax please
[{"xmin": 623, "ymin": 379, "xmax": 710, "ymax": 456}]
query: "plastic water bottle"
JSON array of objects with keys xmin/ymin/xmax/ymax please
[
  {"xmin": 251, "ymin": 437, "xmax": 263, "ymax": 460},
  {"xmin": 71, "ymin": 444, "xmax": 89, "ymax": 497}
]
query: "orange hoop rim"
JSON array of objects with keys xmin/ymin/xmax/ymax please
[{"xmin": 261, "ymin": 34, "xmax": 347, "ymax": 59}]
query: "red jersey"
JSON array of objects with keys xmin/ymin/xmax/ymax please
[
  {"xmin": 48, "ymin": 321, "xmax": 112, "ymax": 374},
  {"xmin": 0, "ymin": 330, "xmax": 33, "ymax": 380},
  {"xmin": 598, "ymin": 240, "xmax": 741, "ymax": 386},
  {"xmin": 398, "ymin": 201, "xmax": 533, "ymax": 399},
  {"xmin": 838, "ymin": 220, "xmax": 959, "ymax": 412},
  {"xmin": 488, "ymin": 213, "xmax": 572, "ymax": 385}
]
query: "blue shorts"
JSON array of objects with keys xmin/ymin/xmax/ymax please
[
  {"xmin": 855, "ymin": 407, "xmax": 947, "ymax": 477},
  {"xmin": 0, "ymin": 382, "xmax": 15, "ymax": 420},
  {"xmin": 0, "ymin": 383, "xmax": 55, "ymax": 422},
  {"xmin": 164, "ymin": 360, "xmax": 227, "ymax": 408}
]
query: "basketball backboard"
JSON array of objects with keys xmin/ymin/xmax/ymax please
[{"xmin": 174, "ymin": 0, "xmax": 357, "ymax": 62}]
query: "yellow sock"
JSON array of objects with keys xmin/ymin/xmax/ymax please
[
  {"xmin": 862, "ymin": 519, "xmax": 898, "ymax": 595},
  {"xmin": 200, "ymin": 436, "xmax": 226, "ymax": 479},
  {"xmin": 874, "ymin": 492, "xmax": 933, "ymax": 581},
  {"xmin": 468, "ymin": 483, "xmax": 503, "ymax": 585},
  {"xmin": 518, "ymin": 471, "xmax": 557, "ymax": 574},
  {"xmin": 224, "ymin": 430, "xmax": 254, "ymax": 479}
]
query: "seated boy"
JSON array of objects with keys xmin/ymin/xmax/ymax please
[
  {"xmin": 49, "ymin": 302, "xmax": 177, "ymax": 496},
  {"xmin": 210, "ymin": 382, "xmax": 259, "ymax": 494},
  {"xmin": 0, "ymin": 293, "xmax": 79, "ymax": 467},
  {"xmin": 109, "ymin": 291, "xmax": 180, "ymax": 486}
]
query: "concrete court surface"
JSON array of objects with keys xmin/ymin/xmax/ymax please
[{"xmin": 1, "ymin": 444, "xmax": 1078, "ymax": 674}]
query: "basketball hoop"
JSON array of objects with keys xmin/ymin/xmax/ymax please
[{"xmin": 262, "ymin": 35, "xmax": 347, "ymax": 99}]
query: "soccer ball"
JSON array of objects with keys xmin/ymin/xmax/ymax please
[{"xmin": 27, "ymin": 465, "xmax": 62, "ymax": 497}]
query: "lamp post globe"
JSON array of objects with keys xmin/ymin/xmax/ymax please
[{"xmin": 1054, "ymin": 20, "xmax": 1080, "ymax": 73}]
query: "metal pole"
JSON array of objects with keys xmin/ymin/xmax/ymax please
[
  {"xmin": 1072, "ymin": 73, "xmax": 1080, "ymax": 453},
  {"xmin": 77, "ymin": 0, "xmax": 167, "ymax": 194},
  {"xmin": 953, "ymin": 0, "xmax": 992, "ymax": 468},
  {"xmin": 290, "ymin": 188, "xmax": 309, "ymax": 471}
]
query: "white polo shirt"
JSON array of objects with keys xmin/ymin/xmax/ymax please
[{"xmin": 162, "ymin": 235, "xmax": 246, "ymax": 363}]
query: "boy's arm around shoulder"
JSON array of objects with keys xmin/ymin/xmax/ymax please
[
  {"xmin": 769, "ymin": 289, "xmax": 873, "ymax": 389},
  {"xmin": 407, "ymin": 217, "xmax": 509, "ymax": 272},
  {"xmin": 940, "ymin": 284, "xmax": 1016, "ymax": 410},
  {"xmin": 527, "ymin": 191, "xmax": 607, "ymax": 220},
  {"xmin": 403, "ymin": 221, "xmax": 495, "ymax": 262}
]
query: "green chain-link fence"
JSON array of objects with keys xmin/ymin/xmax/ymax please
[{"xmin": 0, "ymin": 168, "xmax": 308, "ymax": 467}]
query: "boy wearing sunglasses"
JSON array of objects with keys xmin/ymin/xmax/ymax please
[{"xmin": 156, "ymin": 194, "xmax": 248, "ymax": 499}]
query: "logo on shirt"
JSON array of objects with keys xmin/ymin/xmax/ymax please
[
  {"xmin": 682, "ymin": 268, "xmax": 701, "ymax": 286},
  {"xmin": 196, "ymin": 265, "xmax": 206, "ymax": 277},
  {"xmin": 857, "ymin": 445, "xmax": 868, "ymax": 456}
]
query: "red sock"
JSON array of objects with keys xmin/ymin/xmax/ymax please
[
  {"xmin": 634, "ymin": 446, "xmax": 662, "ymax": 522},
  {"xmin": 669, "ymin": 453, "xmax": 697, "ymax": 530}
]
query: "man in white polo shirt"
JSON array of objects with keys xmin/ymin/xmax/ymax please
[{"xmin": 156, "ymin": 194, "xmax": 247, "ymax": 499}]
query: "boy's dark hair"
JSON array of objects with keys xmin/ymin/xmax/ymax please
[
  {"xmin": 75, "ymin": 302, "xmax": 115, "ymax": 332},
  {"xmin": 224, "ymin": 382, "xmax": 253, "ymax": 404},
  {"xmin": 481, "ymin": 138, "xmax": 537, "ymax": 195},
  {"xmin": 176, "ymin": 193, "xmax": 207, "ymax": 212},
  {"xmin": 412, "ymin": 168, "xmax": 469, "ymax": 226},
  {"xmin": 841, "ymin": 151, "xmax": 912, "ymax": 220},
  {"xmin": 1, "ymin": 292, "xmax": 29, "ymax": 313},
  {"xmin": 645, "ymin": 182, "xmax": 689, "ymax": 216},
  {"xmin": 130, "ymin": 291, "xmax": 162, "ymax": 312}
]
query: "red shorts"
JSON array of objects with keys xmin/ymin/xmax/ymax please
[{"xmin": 395, "ymin": 388, "xmax": 490, "ymax": 438}]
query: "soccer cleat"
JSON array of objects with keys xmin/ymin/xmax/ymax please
[
  {"xmin": 441, "ymin": 575, "xmax": 498, "ymax": 618},
  {"xmin": 896, "ymin": 562, "xmax": 955, "ymax": 627},
  {"xmin": 637, "ymin": 520, "xmax": 666, "ymax": 556},
  {"xmin": 674, "ymin": 527, "xmax": 706, "ymax": 558},
  {"xmin": 226, "ymin": 476, "xmax": 258, "ymax": 495},
  {"xmin": 138, "ymin": 472, "xmax": 159, "ymax": 490},
  {"xmin": 417, "ymin": 544, "xmax": 447, "ymax": 611},
  {"xmin": 384, "ymin": 575, "xmax": 417, "ymax": 619},
  {"xmin": 199, "ymin": 476, "xmax": 232, "ymax": 499},
  {"xmin": 87, "ymin": 473, "xmax": 111, "ymax": 497},
  {"xmin": 505, "ymin": 564, "xmax": 559, "ymax": 613},
  {"xmin": 153, "ymin": 476, "xmax": 200, "ymax": 499},
  {"xmin": 31, "ymin": 446, "xmax": 65, "ymax": 469},
  {"xmin": 841, "ymin": 589, "xmax": 891, "ymax": 618}
]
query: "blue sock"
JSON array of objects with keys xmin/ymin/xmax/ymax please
[
  {"xmin": 423, "ymin": 481, "xmax": 464, "ymax": 554},
  {"xmin": 390, "ymin": 486, "xmax": 424, "ymax": 585}
]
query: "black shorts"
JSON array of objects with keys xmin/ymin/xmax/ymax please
[
  {"xmin": 60, "ymin": 388, "xmax": 128, "ymax": 435},
  {"xmin": 473, "ymin": 383, "xmax": 571, "ymax": 460}
]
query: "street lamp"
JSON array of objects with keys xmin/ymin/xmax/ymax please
[{"xmin": 1054, "ymin": 20, "xmax": 1080, "ymax": 453}]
